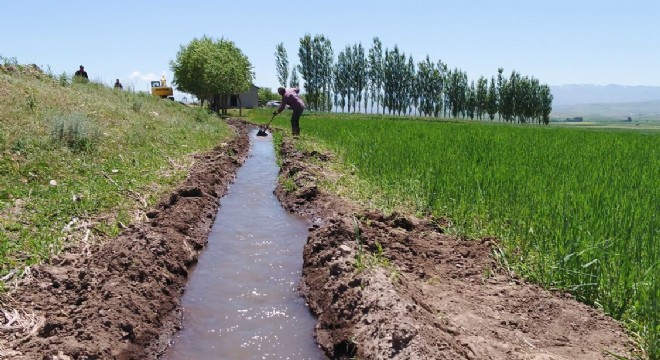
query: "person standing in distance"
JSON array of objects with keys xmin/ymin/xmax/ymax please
[
  {"xmin": 114, "ymin": 79, "xmax": 123, "ymax": 89},
  {"xmin": 74, "ymin": 65, "xmax": 88, "ymax": 81},
  {"xmin": 273, "ymin": 87, "xmax": 305, "ymax": 136}
]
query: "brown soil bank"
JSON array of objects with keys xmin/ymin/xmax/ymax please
[
  {"xmin": 0, "ymin": 121, "xmax": 250, "ymax": 359},
  {"xmin": 274, "ymin": 137, "xmax": 637, "ymax": 360}
]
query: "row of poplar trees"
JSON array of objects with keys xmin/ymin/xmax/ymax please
[{"xmin": 276, "ymin": 34, "xmax": 553, "ymax": 125}]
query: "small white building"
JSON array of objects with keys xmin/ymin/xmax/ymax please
[{"xmin": 224, "ymin": 85, "xmax": 259, "ymax": 109}]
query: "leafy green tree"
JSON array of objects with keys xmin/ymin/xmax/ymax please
[
  {"xmin": 539, "ymin": 84, "xmax": 553, "ymax": 125},
  {"xmin": 339, "ymin": 45, "xmax": 353, "ymax": 112},
  {"xmin": 446, "ymin": 68, "xmax": 468, "ymax": 118},
  {"xmin": 499, "ymin": 70, "xmax": 520, "ymax": 122},
  {"xmin": 298, "ymin": 34, "xmax": 333, "ymax": 111},
  {"xmin": 406, "ymin": 55, "xmax": 417, "ymax": 115},
  {"xmin": 476, "ymin": 76, "xmax": 488, "ymax": 120},
  {"xmin": 486, "ymin": 76, "xmax": 498, "ymax": 121},
  {"xmin": 368, "ymin": 37, "xmax": 384, "ymax": 114},
  {"xmin": 517, "ymin": 76, "xmax": 535, "ymax": 123},
  {"xmin": 334, "ymin": 50, "xmax": 350, "ymax": 112},
  {"xmin": 289, "ymin": 66, "xmax": 300, "ymax": 88},
  {"xmin": 435, "ymin": 60, "xmax": 447, "ymax": 117},
  {"xmin": 466, "ymin": 80, "xmax": 477, "ymax": 120},
  {"xmin": 171, "ymin": 36, "xmax": 253, "ymax": 115},
  {"xmin": 418, "ymin": 56, "xmax": 444, "ymax": 117},
  {"xmin": 383, "ymin": 45, "xmax": 406, "ymax": 115},
  {"xmin": 258, "ymin": 87, "xmax": 278, "ymax": 105},
  {"xmin": 275, "ymin": 42, "xmax": 289, "ymax": 87},
  {"xmin": 315, "ymin": 35, "xmax": 334, "ymax": 112},
  {"xmin": 352, "ymin": 43, "xmax": 367, "ymax": 113},
  {"xmin": 333, "ymin": 54, "xmax": 347, "ymax": 112},
  {"xmin": 170, "ymin": 37, "xmax": 210, "ymax": 103},
  {"xmin": 444, "ymin": 68, "xmax": 455, "ymax": 117},
  {"xmin": 416, "ymin": 56, "xmax": 434, "ymax": 116},
  {"xmin": 297, "ymin": 34, "xmax": 315, "ymax": 108},
  {"xmin": 497, "ymin": 67, "xmax": 504, "ymax": 121}
]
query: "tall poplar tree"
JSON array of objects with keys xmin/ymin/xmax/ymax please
[
  {"xmin": 352, "ymin": 43, "xmax": 367, "ymax": 113},
  {"xmin": 486, "ymin": 76, "xmax": 498, "ymax": 121},
  {"xmin": 289, "ymin": 66, "xmax": 300, "ymax": 88},
  {"xmin": 297, "ymin": 34, "xmax": 315, "ymax": 108},
  {"xmin": 275, "ymin": 42, "xmax": 289, "ymax": 87},
  {"xmin": 539, "ymin": 84, "xmax": 553, "ymax": 125},
  {"xmin": 476, "ymin": 76, "xmax": 488, "ymax": 120},
  {"xmin": 383, "ymin": 45, "xmax": 406, "ymax": 115},
  {"xmin": 368, "ymin": 37, "xmax": 384, "ymax": 114}
]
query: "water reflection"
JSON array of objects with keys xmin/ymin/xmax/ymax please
[{"xmin": 163, "ymin": 129, "xmax": 325, "ymax": 360}]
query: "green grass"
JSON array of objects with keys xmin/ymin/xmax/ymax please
[
  {"xmin": 0, "ymin": 65, "xmax": 233, "ymax": 275},
  {"xmin": 252, "ymin": 109, "xmax": 658, "ymax": 358}
]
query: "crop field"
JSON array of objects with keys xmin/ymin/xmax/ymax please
[{"xmin": 259, "ymin": 111, "xmax": 659, "ymax": 356}]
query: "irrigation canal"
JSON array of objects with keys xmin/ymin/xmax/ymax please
[{"xmin": 163, "ymin": 129, "xmax": 325, "ymax": 359}]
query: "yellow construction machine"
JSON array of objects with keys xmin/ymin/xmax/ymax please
[{"xmin": 150, "ymin": 75, "xmax": 174, "ymax": 100}]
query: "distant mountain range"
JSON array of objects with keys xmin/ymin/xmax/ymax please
[
  {"xmin": 551, "ymin": 84, "xmax": 660, "ymax": 106},
  {"xmin": 550, "ymin": 85, "xmax": 660, "ymax": 120}
]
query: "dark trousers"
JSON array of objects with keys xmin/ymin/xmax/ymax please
[{"xmin": 291, "ymin": 109, "xmax": 303, "ymax": 135}]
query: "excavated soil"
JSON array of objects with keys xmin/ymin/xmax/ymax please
[
  {"xmin": 274, "ymin": 137, "xmax": 637, "ymax": 360},
  {"xmin": 0, "ymin": 119, "xmax": 637, "ymax": 360}
]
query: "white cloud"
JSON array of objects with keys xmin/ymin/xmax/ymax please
[{"xmin": 128, "ymin": 71, "xmax": 159, "ymax": 81}]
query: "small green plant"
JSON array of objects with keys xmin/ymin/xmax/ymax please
[
  {"xmin": 0, "ymin": 54, "xmax": 18, "ymax": 67},
  {"xmin": 281, "ymin": 177, "xmax": 296, "ymax": 193},
  {"xmin": 353, "ymin": 217, "xmax": 366, "ymax": 272},
  {"xmin": 11, "ymin": 138, "xmax": 28, "ymax": 153},
  {"xmin": 373, "ymin": 241, "xmax": 385, "ymax": 262},
  {"xmin": 58, "ymin": 72, "xmax": 69, "ymax": 87},
  {"xmin": 350, "ymin": 217, "xmax": 399, "ymax": 280},
  {"xmin": 25, "ymin": 90, "xmax": 37, "ymax": 111},
  {"xmin": 131, "ymin": 98, "xmax": 143, "ymax": 112},
  {"xmin": 71, "ymin": 74, "xmax": 89, "ymax": 84},
  {"xmin": 50, "ymin": 113, "xmax": 100, "ymax": 151},
  {"xmin": 482, "ymin": 268, "xmax": 494, "ymax": 283}
]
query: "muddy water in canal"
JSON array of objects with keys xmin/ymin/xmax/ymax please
[{"xmin": 163, "ymin": 129, "xmax": 325, "ymax": 360}]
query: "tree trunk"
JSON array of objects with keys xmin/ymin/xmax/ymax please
[{"xmin": 212, "ymin": 94, "xmax": 220, "ymax": 114}]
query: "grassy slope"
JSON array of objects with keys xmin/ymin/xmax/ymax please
[{"xmin": 0, "ymin": 65, "xmax": 232, "ymax": 275}]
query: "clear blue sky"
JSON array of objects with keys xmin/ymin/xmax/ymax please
[{"xmin": 2, "ymin": 0, "xmax": 659, "ymax": 100}]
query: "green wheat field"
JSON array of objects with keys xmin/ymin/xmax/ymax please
[{"xmin": 257, "ymin": 110, "xmax": 658, "ymax": 357}]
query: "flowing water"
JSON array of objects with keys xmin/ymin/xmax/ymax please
[{"xmin": 163, "ymin": 129, "xmax": 325, "ymax": 360}]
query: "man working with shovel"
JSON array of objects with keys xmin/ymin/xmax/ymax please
[{"xmin": 273, "ymin": 87, "xmax": 305, "ymax": 136}]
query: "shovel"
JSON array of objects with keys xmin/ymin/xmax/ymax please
[{"xmin": 256, "ymin": 113, "xmax": 276, "ymax": 137}]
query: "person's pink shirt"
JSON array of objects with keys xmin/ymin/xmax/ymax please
[{"xmin": 278, "ymin": 88, "xmax": 305, "ymax": 112}]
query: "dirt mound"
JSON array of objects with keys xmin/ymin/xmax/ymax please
[
  {"xmin": 0, "ymin": 120, "xmax": 250, "ymax": 359},
  {"xmin": 275, "ymin": 137, "xmax": 637, "ymax": 359}
]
